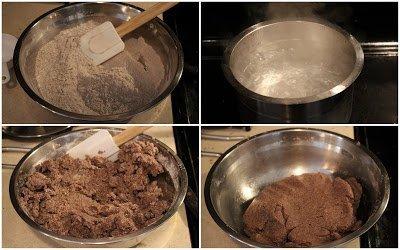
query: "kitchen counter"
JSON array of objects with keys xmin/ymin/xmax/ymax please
[
  {"xmin": 2, "ymin": 2, "xmax": 173, "ymax": 124},
  {"xmin": 201, "ymin": 126, "xmax": 360, "ymax": 248},
  {"xmin": 2, "ymin": 126, "xmax": 191, "ymax": 247}
]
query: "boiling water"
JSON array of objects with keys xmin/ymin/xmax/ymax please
[{"xmin": 235, "ymin": 40, "xmax": 351, "ymax": 99}]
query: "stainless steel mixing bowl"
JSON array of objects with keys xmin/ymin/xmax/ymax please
[
  {"xmin": 13, "ymin": 3, "xmax": 183, "ymax": 122},
  {"xmin": 222, "ymin": 19, "xmax": 364, "ymax": 121},
  {"xmin": 205, "ymin": 128, "xmax": 389, "ymax": 247},
  {"xmin": 9, "ymin": 128, "xmax": 188, "ymax": 247}
]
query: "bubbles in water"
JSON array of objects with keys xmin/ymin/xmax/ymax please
[{"xmin": 236, "ymin": 40, "xmax": 349, "ymax": 99}]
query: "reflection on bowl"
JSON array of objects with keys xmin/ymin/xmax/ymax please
[
  {"xmin": 10, "ymin": 128, "xmax": 188, "ymax": 247},
  {"xmin": 205, "ymin": 128, "xmax": 389, "ymax": 248}
]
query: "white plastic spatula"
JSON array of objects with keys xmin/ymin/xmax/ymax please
[
  {"xmin": 80, "ymin": 2, "xmax": 178, "ymax": 65},
  {"xmin": 67, "ymin": 126, "xmax": 150, "ymax": 161}
]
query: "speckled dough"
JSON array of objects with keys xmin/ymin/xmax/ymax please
[
  {"xmin": 243, "ymin": 173, "xmax": 362, "ymax": 247},
  {"xmin": 18, "ymin": 140, "xmax": 173, "ymax": 238}
]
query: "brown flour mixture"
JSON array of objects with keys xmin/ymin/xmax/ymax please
[
  {"xmin": 34, "ymin": 21, "xmax": 165, "ymax": 115},
  {"xmin": 243, "ymin": 173, "xmax": 362, "ymax": 247},
  {"xmin": 18, "ymin": 140, "xmax": 174, "ymax": 238}
]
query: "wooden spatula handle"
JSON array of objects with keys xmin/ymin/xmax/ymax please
[
  {"xmin": 113, "ymin": 126, "xmax": 151, "ymax": 146},
  {"xmin": 116, "ymin": 2, "xmax": 178, "ymax": 38}
]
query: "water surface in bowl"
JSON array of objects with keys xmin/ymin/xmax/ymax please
[
  {"xmin": 236, "ymin": 40, "xmax": 352, "ymax": 98},
  {"xmin": 229, "ymin": 21, "xmax": 358, "ymax": 99}
]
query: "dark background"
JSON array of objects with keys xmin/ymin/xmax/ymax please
[
  {"xmin": 354, "ymin": 126, "xmax": 398, "ymax": 247},
  {"xmin": 202, "ymin": 2, "xmax": 397, "ymax": 41},
  {"xmin": 173, "ymin": 126, "xmax": 199, "ymax": 247},
  {"xmin": 165, "ymin": 3, "xmax": 199, "ymax": 124},
  {"xmin": 202, "ymin": 3, "xmax": 398, "ymax": 124}
]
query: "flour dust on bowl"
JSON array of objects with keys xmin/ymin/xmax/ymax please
[
  {"xmin": 9, "ymin": 128, "xmax": 188, "ymax": 247},
  {"xmin": 223, "ymin": 19, "xmax": 364, "ymax": 121},
  {"xmin": 205, "ymin": 128, "xmax": 389, "ymax": 247},
  {"xmin": 13, "ymin": 3, "xmax": 183, "ymax": 122}
]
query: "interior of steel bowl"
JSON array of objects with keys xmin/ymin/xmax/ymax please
[
  {"xmin": 17, "ymin": 3, "xmax": 181, "ymax": 117},
  {"xmin": 201, "ymin": 126, "xmax": 397, "ymax": 248},
  {"xmin": 229, "ymin": 20, "xmax": 363, "ymax": 99},
  {"xmin": 4, "ymin": 126, "xmax": 199, "ymax": 247}
]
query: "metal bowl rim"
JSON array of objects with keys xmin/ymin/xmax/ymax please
[
  {"xmin": 223, "ymin": 18, "xmax": 364, "ymax": 105},
  {"xmin": 2, "ymin": 126, "xmax": 72, "ymax": 139},
  {"xmin": 204, "ymin": 127, "xmax": 390, "ymax": 248},
  {"xmin": 13, "ymin": 2, "xmax": 184, "ymax": 122},
  {"xmin": 9, "ymin": 127, "xmax": 188, "ymax": 245}
]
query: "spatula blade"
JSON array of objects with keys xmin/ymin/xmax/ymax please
[
  {"xmin": 67, "ymin": 129, "xmax": 119, "ymax": 160},
  {"xmin": 80, "ymin": 21, "xmax": 124, "ymax": 65}
]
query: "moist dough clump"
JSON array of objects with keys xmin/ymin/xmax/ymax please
[
  {"xmin": 243, "ymin": 173, "xmax": 362, "ymax": 247},
  {"xmin": 18, "ymin": 140, "xmax": 174, "ymax": 238}
]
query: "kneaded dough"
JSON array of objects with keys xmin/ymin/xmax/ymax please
[{"xmin": 243, "ymin": 173, "xmax": 362, "ymax": 247}]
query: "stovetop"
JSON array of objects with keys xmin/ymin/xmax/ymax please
[
  {"xmin": 201, "ymin": 3, "xmax": 398, "ymax": 124},
  {"xmin": 165, "ymin": 3, "xmax": 199, "ymax": 124},
  {"xmin": 173, "ymin": 126, "xmax": 199, "ymax": 247},
  {"xmin": 354, "ymin": 126, "xmax": 398, "ymax": 247}
]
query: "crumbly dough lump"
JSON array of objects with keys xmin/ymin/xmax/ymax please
[
  {"xmin": 243, "ymin": 173, "xmax": 362, "ymax": 247},
  {"xmin": 18, "ymin": 140, "xmax": 173, "ymax": 238}
]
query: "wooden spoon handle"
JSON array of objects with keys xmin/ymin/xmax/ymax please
[
  {"xmin": 113, "ymin": 126, "xmax": 151, "ymax": 146},
  {"xmin": 116, "ymin": 2, "xmax": 178, "ymax": 38}
]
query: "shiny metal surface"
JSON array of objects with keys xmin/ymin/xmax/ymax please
[
  {"xmin": 224, "ymin": 19, "xmax": 363, "ymax": 104},
  {"xmin": 3, "ymin": 126, "xmax": 71, "ymax": 138},
  {"xmin": 236, "ymin": 86, "xmax": 354, "ymax": 122},
  {"xmin": 9, "ymin": 128, "xmax": 188, "ymax": 247},
  {"xmin": 3, "ymin": 147, "xmax": 31, "ymax": 153},
  {"xmin": 201, "ymin": 133, "xmax": 246, "ymax": 141},
  {"xmin": 361, "ymin": 42, "xmax": 398, "ymax": 57},
  {"xmin": 205, "ymin": 128, "xmax": 389, "ymax": 248},
  {"xmin": 222, "ymin": 19, "xmax": 363, "ymax": 122},
  {"xmin": 201, "ymin": 151, "xmax": 222, "ymax": 157},
  {"xmin": 14, "ymin": 3, "xmax": 183, "ymax": 122}
]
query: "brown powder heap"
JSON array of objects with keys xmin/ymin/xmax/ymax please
[
  {"xmin": 34, "ymin": 21, "xmax": 165, "ymax": 115},
  {"xmin": 243, "ymin": 173, "xmax": 362, "ymax": 247},
  {"xmin": 18, "ymin": 140, "xmax": 173, "ymax": 238}
]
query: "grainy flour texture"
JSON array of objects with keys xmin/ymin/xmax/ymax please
[{"xmin": 34, "ymin": 21, "xmax": 165, "ymax": 115}]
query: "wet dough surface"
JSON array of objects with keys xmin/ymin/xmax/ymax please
[{"xmin": 243, "ymin": 173, "xmax": 362, "ymax": 247}]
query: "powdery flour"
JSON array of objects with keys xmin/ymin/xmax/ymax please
[{"xmin": 34, "ymin": 21, "xmax": 165, "ymax": 115}]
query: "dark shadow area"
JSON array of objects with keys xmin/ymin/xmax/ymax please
[
  {"xmin": 173, "ymin": 126, "xmax": 199, "ymax": 247},
  {"xmin": 165, "ymin": 3, "xmax": 199, "ymax": 124},
  {"xmin": 355, "ymin": 126, "xmax": 398, "ymax": 247}
]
